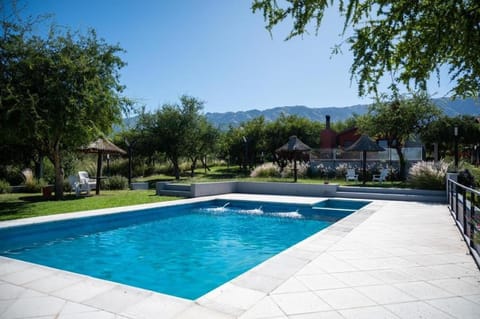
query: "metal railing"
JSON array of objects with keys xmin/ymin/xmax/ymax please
[{"xmin": 447, "ymin": 178, "xmax": 480, "ymax": 267}]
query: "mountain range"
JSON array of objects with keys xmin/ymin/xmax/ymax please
[
  {"xmin": 204, "ymin": 97, "xmax": 479, "ymax": 129},
  {"xmin": 122, "ymin": 98, "xmax": 479, "ymax": 130}
]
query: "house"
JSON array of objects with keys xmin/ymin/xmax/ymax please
[{"xmin": 310, "ymin": 115, "xmax": 424, "ymax": 168}]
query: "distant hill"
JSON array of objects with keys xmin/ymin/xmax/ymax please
[
  {"xmin": 121, "ymin": 98, "xmax": 479, "ymax": 130},
  {"xmin": 205, "ymin": 97, "xmax": 479, "ymax": 129},
  {"xmin": 205, "ymin": 104, "xmax": 368, "ymax": 129}
]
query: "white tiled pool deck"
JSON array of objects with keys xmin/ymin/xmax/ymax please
[{"xmin": 1, "ymin": 194, "xmax": 479, "ymax": 319}]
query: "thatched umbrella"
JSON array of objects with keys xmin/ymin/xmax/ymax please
[
  {"xmin": 276, "ymin": 135, "xmax": 311, "ymax": 182},
  {"xmin": 79, "ymin": 137, "xmax": 126, "ymax": 195},
  {"xmin": 345, "ymin": 134, "xmax": 385, "ymax": 185}
]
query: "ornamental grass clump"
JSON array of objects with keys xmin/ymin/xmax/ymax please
[
  {"xmin": 407, "ymin": 160, "xmax": 449, "ymax": 190},
  {"xmin": 250, "ymin": 163, "xmax": 280, "ymax": 178}
]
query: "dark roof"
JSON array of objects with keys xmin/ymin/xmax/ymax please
[
  {"xmin": 344, "ymin": 134, "xmax": 385, "ymax": 152},
  {"xmin": 80, "ymin": 137, "xmax": 127, "ymax": 155},
  {"xmin": 276, "ymin": 135, "xmax": 311, "ymax": 153},
  {"xmin": 337, "ymin": 127, "xmax": 359, "ymax": 136}
]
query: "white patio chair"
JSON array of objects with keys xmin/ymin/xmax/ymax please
[
  {"xmin": 67, "ymin": 175, "xmax": 81, "ymax": 196},
  {"xmin": 372, "ymin": 168, "xmax": 389, "ymax": 182},
  {"xmin": 345, "ymin": 168, "xmax": 359, "ymax": 181},
  {"xmin": 77, "ymin": 171, "xmax": 97, "ymax": 195}
]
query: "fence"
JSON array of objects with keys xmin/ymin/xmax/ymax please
[
  {"xmin": 447, "ymin": 178, "xmax": 480, "ymax": 267},
  {"xmin": 310, "ymin": 147, "xmax": 423, "ymax": 162}
]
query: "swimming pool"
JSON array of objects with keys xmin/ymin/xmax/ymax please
[{"xmin": 0, "ymin": 198, "xmax": 369, "ymax": 299}]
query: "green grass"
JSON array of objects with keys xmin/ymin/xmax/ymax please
[
  {"xmin": 0, "ymin": 165, "xmax": 411, "ymax": 222},
  {"xmin": 0, "ymin": 190, "xmax": 180, "ymax": 221},
  {"xmin": 136, "ymin": 165, "xmax": 408, "ymax": 188}
]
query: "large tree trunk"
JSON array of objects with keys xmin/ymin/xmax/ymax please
[
  {"xmin": 52, "ymin": 143, "xmax": 64, "ymax": 200},
  {"xmin": 395, "ymin": 145, "xmax": 406, "ymax": 181},
  {"xmin": 34, "ymin": 153, "xmax": 44, "ymax": 180},
  {"xmin": 190, "ymin": 156, "xmax": 198, "ymax": 177},
  {"xmin": 201, "ymin": 155, "xmax": 210, "ymax": 173},
  {"xmin": 171, "ymin": 157, "xmax": 180, "ymax": 180}
]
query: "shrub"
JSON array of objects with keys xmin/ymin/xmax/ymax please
[
  {"xmin": 0, "ymin": 165, "xmax": 23, "ymax": 186},
  {"xmin": 408, "ymin": 160, "xmax": 449, "ymax": 190},
  {"xmin": 458, "ymin": 169, "xmax": 476, "ymax": 188},
  {"xmin": 335, "ymin": 163, "xmax": 348, "ymax": 178},
  {"xmin": 280, "ymin": 162, "xmax": 309, "ymax": 179},
  {"xmin": 102, "ymin": 175, "xmax": 129, "ymax": 190},
  {"xmin": 0, "ymin": 179, "xmax": 11, "ymax": 194},
  {"xmin": 250, "ymin": 163, "xmax": 280, "ymax": 178},
  {"xmin": 23, "ymin": 178, "xmax": 46, "ymax": 193}
]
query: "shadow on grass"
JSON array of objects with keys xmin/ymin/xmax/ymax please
[{"xmin": 0, "ymin": 193, "xmax": 87, "ymax": 221}]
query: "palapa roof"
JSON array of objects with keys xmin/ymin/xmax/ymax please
[
  {"xmin": 276, "ymin": 135, "xmax": 311, "ymax": 153},
  {"xmin": 80, "ymin": 137, "xmax": 127, "ymax": 155},
  {"xmin": 344, "ymin": 134, "xmax": 385, "ymax": 152}
]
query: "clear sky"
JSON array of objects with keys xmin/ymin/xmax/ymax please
[{"xmin": 18, "ymin": 0, "xmax": 453, "ymax": 113}]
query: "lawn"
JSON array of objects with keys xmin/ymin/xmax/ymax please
[
  {"xmin": 0, "ymin": 164, "xmax": 414, "ymax": 222},
  {"xmin": 0, "ymin": 190, "xmax": 180, "ymax": 221},
  {"xmin": 135, "ymin": 165, "xmax": 408, "ymax": 187}
]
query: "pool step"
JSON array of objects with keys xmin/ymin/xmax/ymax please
[
  {"xmin": 156, "ymin": 183, "xmax": 192, "ymax": 197},
  {"xmin": 336, "ymin": 186, "xmax": 446, "ymax": 203},
  {"xmin": 312, "ymin": 206, "xmax": 356, "ymax": 213}
]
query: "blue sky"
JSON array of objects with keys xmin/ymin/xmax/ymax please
[{"xmin": 20, "ymin": 0, "xmax": 453, "ymax": 113}]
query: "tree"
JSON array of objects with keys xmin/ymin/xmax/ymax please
[
  {"xmin": 185, "ymin": 117, "xmax": 219, "ymax": 177},
  {"xmin": 264, "ymin": 113, "xmax": 322, "ymax": 165},
  {"xmin": 420, "ymin": 115, "xmax": 480, "ymax": 160},
  {"xmin": 1, "ymin": 12, "xmax": 130, "ymax": 199},
  {"xmin": 357, "ymin": 92, "xmax": 442, "ymax": 179},
  {"xmin": 142, "ymin": 96, "xmax": 206, "ymax": 180},
  {"xmin": 252, "ymin": 0, "xmax": 480, "ymax": 98},
  {"xmin": 219, "ymin": 117, "xmax": 267, "ymax": 171}
]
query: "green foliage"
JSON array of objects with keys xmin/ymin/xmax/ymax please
[
  {"xmin": 407, "ymin": 160, "xmax": 449, "ymax": 190},
  {"xmin": 23, "ymin": 178, "xmax": 46, "ymax": 193},
  {"xmin": 134, "ymin": 95, "xmax": 214, "ymax": 180},
  {"xmin": 221, "ymin": 113, "xmax": 322, "ymax": 169},
  {"xmin": 252, "ymin": 0, "xmax": 480, "ymax": 98},
  {"xmin": 0, "ymin": 180, "xmax": 11, "ymax": 194},
  {"xmin": 0, "ymin": 10, "xmax": 131, "ymax": 199},
  {"xmin": 462, "ymin": 163, "xmax": 480, "ymax": 189},
  {"xmin": 420, "ymin": 115, "xmax": 480, "ymax": 159},
  {"xmin": 357, "ymin": 91, "xmax": 441, "ymax": 179},
  {"xmin": 0, "ymin": 166, "xmax": 23, "ymax": 186},
  {"xmin": 102, "ymin": 175, "xmax": 129, "ymax": 190}
]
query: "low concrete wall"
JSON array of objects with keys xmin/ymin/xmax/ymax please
[
  {"xmin": 131, "ymin": 182, "xmax": 149, "ymax": 190},
  {"xmin": 157, "ymin": 181, "xmax": 445, "ymax": 202},
  {"xmin": 156, "ymin": 182, "xmax": 169, "ymax": 195},
  {"xmin": 191, "ymin": 181, "xmax": 237, "ymax": 197},
  {"xmin": 236, "ymin": 182, "xmax": 338, "ymax": 197}
]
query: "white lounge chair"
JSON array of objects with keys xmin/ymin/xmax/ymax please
[
  {"xmin": 77, "ymin": 171, "xmax": 97, "ymax": 195},
  {"xmin": 67, "ymin": 175, "xmax": 79, "ymax": 195},
  {"xmin": 345, "ymin": 168, "xmax": 359, "ymax": 181},
  {"xmin": 372, "ymin": 168, "xmax": 388, "ymax": 182}
]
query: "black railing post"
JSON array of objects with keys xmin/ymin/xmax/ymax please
[
  {"xmin": 470, "ymin": 191, "xmax": 476, "ymax": 249},
  {"xmin": 449, "ymin": 180, "xmax": 453, "ymax": 208},
  {"xmin": 455, "ymin": 184, "xmax": 459, "ymax": 221},
  {"xmin": 448, "ymin": 177, "xmax": 480, "ymax": 268},
  {"xmin": 463, "ymin": 189, "xmax": 468, "ymax": 235}
]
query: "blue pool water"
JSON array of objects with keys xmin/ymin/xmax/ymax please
[{"xmin": 0, "ymin": 199, "xmax": 369, "ymax": 299}]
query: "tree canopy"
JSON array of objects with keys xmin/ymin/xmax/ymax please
[
  {"xmin": 0, "ymin": 11, "xmax": 130, "ymax": 198},
  {"xmin": 136, "ymin": 96, "xmax": 211, "ymax": 180},
  {"xmin": 252, "ymin": 0, "xmax": 480, "ymax": 98},
  {"xmin": 357, "ymin": 92, "xmax": 442, "ymax": 179}
]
